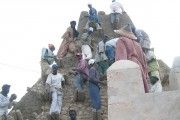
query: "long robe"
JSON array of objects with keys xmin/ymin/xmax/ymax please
[
  {"xmin": 89, "ymin": 67, "xmax": 101, "ymax": 110},
  {"xmin": 57, "ymin": 27, "xmax": 76, "ymax": 59},
  {"xmin": 115, "ymin": 37, "xmax": 149, "ymax": 93}
]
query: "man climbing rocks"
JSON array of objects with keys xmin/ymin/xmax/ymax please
[
  {"xmin": 133, "ymin": 28, "xmax": 162, "ymax": 88},
  {"xmin": 110, "ymin": 0, "xmax": 125, "ymax": 30},
  {"xmin": 0, "ymin": 84, "xmax": 22, "ymax": 120},
  {"xmin": 133, "ymin": 29, "xmax": 151, "ymax": 49},
  {"xmin": 95, "ymin": 35, "xmax": 109, "ymax": 78},
  {"xmin": 105, "ymin": 37, "xmax": 119, "ymax": 65},
  {"xmin": 41, "ymin": 44, "xmax": 56, "ymax": 84},
  {"xmin": 143, "ymin": 48, "xmax": 163, "ymax": 89},
  {"xmin": 114, "ymin": 24, "xmax": 149, "ymax": 93},
  {"xmin": 57, "ymin": 21, "xmax": 79, "ymax": 59},
  {"xmin": 70, "ymin": 53, "xmax": 89, "ymax": 101},
  {"xmin": 143, "ymin": 48, "xmax": 161, "ymax": 78},
  {"xmin": 88, "ymin": 59, "xmax": 102, "ymax": 119},
  {"xmin": 46, "ymin": 64, "xmax": 65, "ymax": 119},
  {"xmin": 85, "ymin": 4, "xmax": 101, "ymax": 31},
  {"xmin": 149, "ymin": 76, "xmax": 162, "ymax": 93}
]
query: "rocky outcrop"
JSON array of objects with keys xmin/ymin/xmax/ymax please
[
  {"xmin": 12, "ymin": 11, "xmax": 170, "ymax": 120},
  {"xmin": 169, "ymin": 56, "xmax": 180, "ymax": 91},
  {"xmin": 158, "ymin": 60, "xmax": 170, "ymax": 91}
]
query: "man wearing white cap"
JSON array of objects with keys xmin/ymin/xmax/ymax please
[
  {"xmin": 88, "ymin": 59, "xmax": 101, "ymax": 119},
  {"xmin": 110, "ymin": 0, "xmax": 125, "ymax": 30}
]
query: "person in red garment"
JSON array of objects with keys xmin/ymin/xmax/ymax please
[
  {"xmin": 114, "ymin": 24, "xmax": 149, "ymax": 93},
  {"xmin": 57, "ymin": 21, "xmax": 79, "ymax": 59}
]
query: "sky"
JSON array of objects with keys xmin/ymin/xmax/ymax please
[{"xmin": 0, "ymin": 0, "xmax": 180, "ymax": 101}]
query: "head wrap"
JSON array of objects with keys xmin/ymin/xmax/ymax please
[
  {"xmin": 150, "ymin": 76, "xmax": 159, "ymax": 85},
  {"xmin": 48, "ymin": 44, "xmax": 55, "ymax": 50},
  {"xmin": 52, "ymin": 64, "xmax": 58, "ymax": 70},
  {"xmin": 70, "ymin": 21, "xmax": 76, "ymax": 26},
  {"xmin": 88, "ymin": 3, "xmax": 92, "ymax": 7},
  {"xmin": 2, "ymin": 84, "xmax": 10, "ymax": 91},
  {"xmin": 88, "ymin": 59, "xmax": 95, "ymax": 65},
  {"xmin": 88, "ymin": 27, "xmax": 94, "ymax": 32}
]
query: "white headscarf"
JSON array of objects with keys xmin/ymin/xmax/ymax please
[{"xmin": 88, "ymin": 59, "xmax": 95, "ymax": 65}]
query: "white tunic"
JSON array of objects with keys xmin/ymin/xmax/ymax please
[
  {"xmin": 46, "ymin": 73, "xmax": 65, "ymax": 114},
  {"xmin": 46, "ymin": 73, "xmax": 65, "ymax": 91},
  {"xmin": 0, "ymin": 94, "xmax": 10, "ymax": 116},
  {"xmin": 110, "ymin": 2, "xmax": 124, "ymax": 13},
  {"xmin": 105, "ymin": 38, "xmax": 119, "ymax": 47},
  {"xmin": 82, "ymin": 45, "xmax": 92, "ymax": 60},
  {"xmin": 150, "ymin": 81, "xmax": 162, "ymax": 93}
]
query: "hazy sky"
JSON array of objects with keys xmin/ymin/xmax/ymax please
[{"xmin": 0, "ymin": 0, "xmax": 180, "ymax": 101}]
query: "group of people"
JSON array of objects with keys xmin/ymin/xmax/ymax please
[
  {"xmin": 39, "ymin": 1, "xmax": 126, "ymax": 119},
  {"xmin": 0, "ymin": 0, "xmax": 162, "ymax": 120},
  {"xmin": 40, "ymin": 0, "xmax": 163, "ymax": 119}
]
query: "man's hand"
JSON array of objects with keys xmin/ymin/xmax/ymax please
[
  {"xmin": 9, "ymin": 94, "xmax": 17, "ymax": 102},
  {"xmin": 98, "ymin": 52, "xmax": 103, "ymax": 55},
  {"xmin": 45, "ymin": 84, "xmax": 51, "ymax": 93},
  {"xmin": 99, "ymin": 81, "xmax": 107, "ymax": 86},
  {"xmin": 11, "ymin": 101, "xmax": 17, "ymax": 106},
  {"xmin": 69, "ymin": 70, "xmax": 77, "ymax": 75},
  {"xmin": 71, "ymin": 67, "xmax": 76, "ymax": 71}
]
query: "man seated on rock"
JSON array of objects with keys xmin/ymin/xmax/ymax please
[
  {"xmin": 149, "ymin": 76, "xmax": 162, "ymax": 93},
  {"xmin": 114, "ymin": 24, "xmax": 149, "ymax": 93},
  {"xmin": 105, "ymin": 37, "xmax": 119, "ymax": 65},
  {"xmin": 0, "ymin": 84, "xmax": 22, "ymax": 120},
  {"xmin": 57, "ymin": 21, "xmax": 79, "ymax": 59},
  {"xmin": 41, "ymin": 44, "xmax": 57, "ymax": 84},
  {"xmin": 69, "ymin": 53, "xmax": 89, "ymax": 102},
  {"xmin": 81, "ymin": 27, "xmax": 94, "ymax": 60},
  {"xmin": 84, "ymin": 4, "xmax": 101, "ymax": 31},
  {"xmin": 95, "ymin": 35, "xmax": 109, "ymax": 78},
  {"xmin": 110, "ymin": 0, "xmax": 125, "ymax": 30},
  {"xmin": 45, "ymin": 64, "xmax": 65, "ymax": 119}
]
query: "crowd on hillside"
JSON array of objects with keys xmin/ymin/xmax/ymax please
[{"xmin": 0, "ymin": 0, "xmax": 162, "ymax": 120}]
